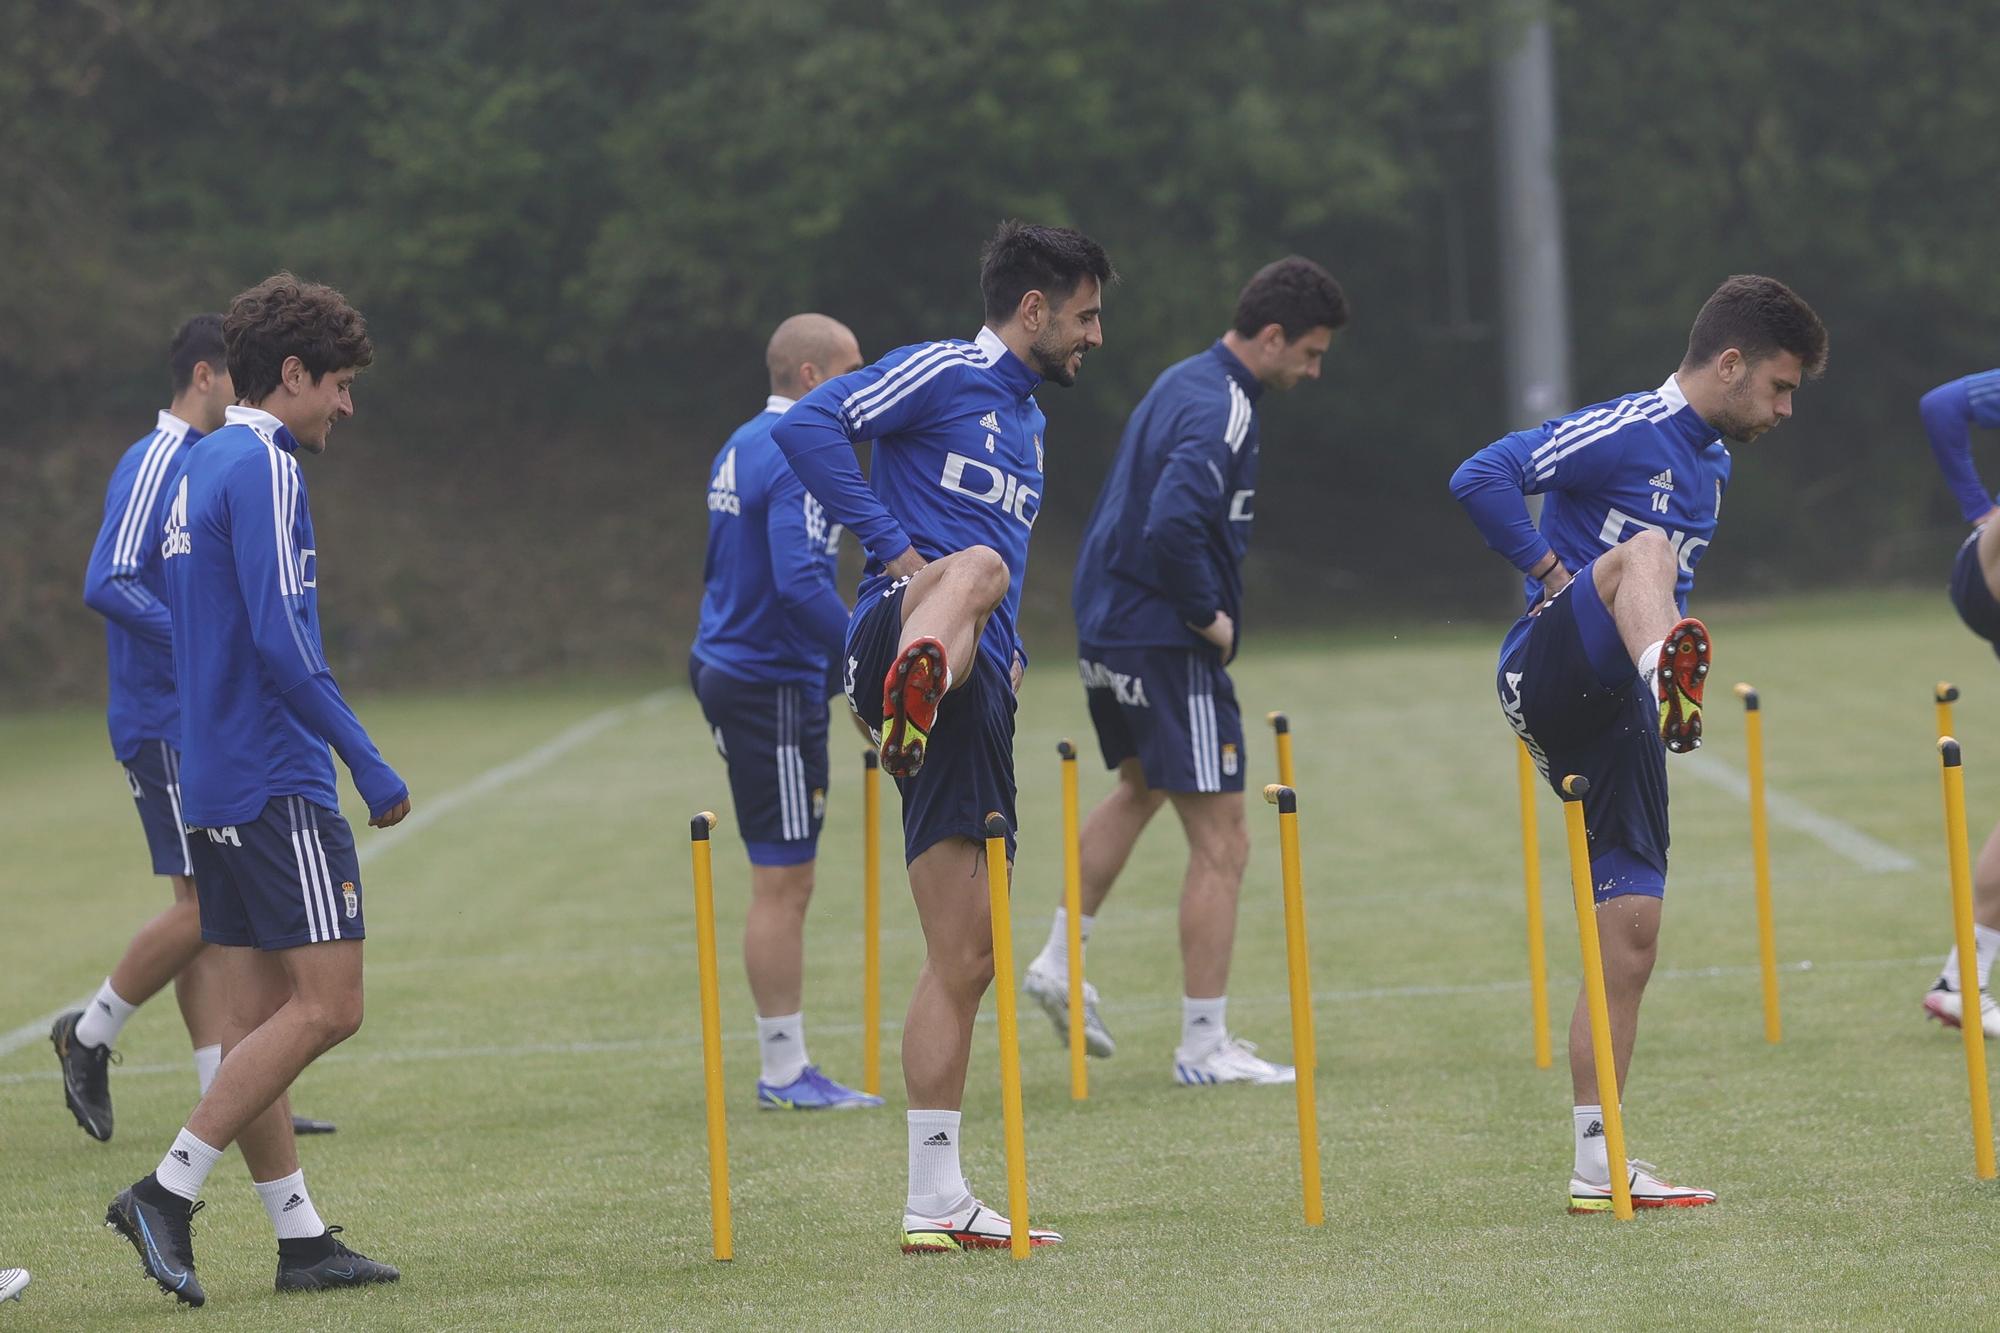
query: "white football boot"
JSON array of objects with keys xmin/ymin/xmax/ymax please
[
  {"xmin": 1022, "ymin": 964, "xmax": 1115, "ymax": 1057},
  {"xmin": 0, "ymin": 1268, "xmax": 28, "ymax": 1302},
  {"xmin": 1173, "ymin": 1033, "xmax": 1295, "ymax": 1086},
  {"xmin": 901, "ymin": 1195, "xmax": 1062, "ymax": 1253},
  {"xmin": 1923, "ymin": 981, "xmax": 2000, "ymax": 1038},
  {"xmin": 1569, "ymin": 1161, "xmax": 1717, "ymax": 1213}
]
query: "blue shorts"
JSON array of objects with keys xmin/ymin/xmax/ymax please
[
  {"xmin": 845, "ymin": 578, "xmax": 1017, "ymax": 863},
  {"xmin": 689, "ymin": 655, "xmax": 830, "ymax": 866},
  {"xmin": 1078, "ymin": 643, "xmax": 1245, "ymax": 793},
  {"xmin": 1950, "ymin": 527, "xmax": 2000, "ymax": 659},
  {"xmin": 1497, "ymin": 564, "xmax": 1668, "ymax": 901},
  {"xmin": 187, "ymin": 796, "xmax": 365, "ymax": 950},
  {"xmin": 122, "ymin": 740, "xmax": 193, "ymax": 878}
]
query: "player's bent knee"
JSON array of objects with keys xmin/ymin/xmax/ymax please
[{"xmin": 952, "ymin": 545, "xmax": 1011, "ymax": 603}]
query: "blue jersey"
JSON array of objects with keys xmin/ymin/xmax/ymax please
[
  {"xmin": 773, "ymin": 327, "xmax": 1044, "ymax": 676},
  {"xmin": 82, "ymin": 411, "xmax": 199, "ymax": 761},
  {"xmin": 1450, "ymin": 374, "xmax": 1730, "ymax": 657},
  {"xmin": 1920, "ymin": 370, "xmax": 2000, "ymax": 522},
  {"xmin": 161, "ymin": 406, "xmax": 404, "ymax": 827},
  {"xmin": 692, "ymin": 396, "xmax": 848, "ymax": 689},
  {"xmin": 1074, "ymin": 341, "xmax": 1261, "ymax": 649}
]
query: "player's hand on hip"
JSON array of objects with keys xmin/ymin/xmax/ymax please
[
  {"xmin": 883, "ymin": 547, "xmax": 928, "ymax": 580},
  {"xmin": 370, "ymin": 797, "xmax": 412, "ymax": 829},
  {"xmin": 1010, "ymin": 653, "xmax": 1025, "ymax": 695},
  {"xmin": 1529, "ymin": 562, "xmax": 1573, "ymax": 614},
  {"xmin": 1191, "ymin": 611, "xmax": 1234, "ymax": 657}
]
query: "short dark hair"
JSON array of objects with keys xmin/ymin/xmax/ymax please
[
  {"xmin": 224, "ymin": 272, "xmax": 374, "ymax": 405},
  {"xmin": 1232, "ymin": 257, "xmax": 1349, "ymax": 340},
  {"xmin": 168, "ymin": 314, "xmax": 226, "ymax": 393},
  {"xmin": 979, "ymin": 221, "xmax": 1116, "ymax": 324},
  {"xmin": 1683, "ymin": 275, "xmax": 1827, "ymax": 377}
]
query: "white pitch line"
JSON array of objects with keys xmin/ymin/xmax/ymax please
[
  {"xmin": 1677, "ymin": 751, "xmax": 1917, "ymax": 872},
  {"xmin": 0, "ymin": 691, "xmax": 668, "ymax": 1061}
]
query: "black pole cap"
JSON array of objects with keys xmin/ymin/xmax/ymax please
[
  {"xmin": 1560, "ymin": 775, "xmax": 1590, "ymax": 800},
  {"xmin": 691, "ymin": 811, "xmax": 717, "ymax": 840},
  {"xmin": 1262, "ymin": 783, "xmax": 1296, "ymax": 814},
  {"xmin": 1938, "ymin": 682, "xmax": 1960, "ymax": 704},
  {"xmin": 1941, "ymin": 737, "xmax": 1963, "ymax": 768},
  {"xmin": 1734, "ymin": 682, "xmax": 1759, "ymax": 711},
  {"xmin": 862, "ymin": 749, "xmax": 879, "ymax": 770},
  {"xmin": 1268, "ymin": 711, "xmax": 1290, "ymax": 734},
  {"xmin": 1057, "ymin": 739, "xmax": 1076, "ymax": 760},
  {"xmin": 983, "ymin": 811, "xmax": 1010, "ymax": 839}
]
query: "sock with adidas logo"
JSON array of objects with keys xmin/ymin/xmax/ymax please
[
  {"xmin": 1573, "ymin": 1104, "xmax": 1610, "ymax": 1184},
  {"xmin": 75, "ymin": 978, "xmax": 138, "ymax": 1050},
  {"xmin": 1636, "ymin": 639, "xmax": 1664, "ymax": 693},
  {"xmin": 155, "ymin": 1127, "xmax": 223, "ymax": 1201},
  {"xmin": 1181, "ymin": 995, "xmax": 1226, "ymax": 1054},
  {"xmin": 254, "ymin": 1168, "xmax": 327, "ymax": 1241},
  {"xmin": 905, "ymin": 1110, "xmax": 969, "ymax": 1217},
  {"xmin": 1031, "ymin": 907, "xmax": 1094, "ymax": 981},
  {"xmin": 756, "ymin": 1011, "xmax": 809, "ymax": 1087},
  {"xmin": 1939, "ymin": 922, "xmax": 2000, "ymax": 992}
]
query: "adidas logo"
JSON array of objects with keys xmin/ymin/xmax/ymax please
[
  {"xmin": 1583, "ymin": 1119, "xmax": 1604, "ymax": 1139},
  {"xmin": 170, "ymin": 1149, "xmax": 191, "ymax": 1165},
  {"xmin": 979, "ymin": 411, "xmax": 1000, "ymax": 433},
  {"xmin": 1648, "ymin": 469, "xmax": 1674, "ymax": 492},
  {"xmin": 1192, "ymin": 1015, "xmax": 1212, "ymax": 1025},
  {"xmin": 769, "ymin": 1031, "xmax": 790, "ymax": 1042},
  {"xmin": 281, "ymin": 1193, "xmax": 305, "ymax": 1213},
  {"xmin": 97, "ymin": 1000, "xmax": 113, "ymax": 1014},
  {"xmin": 922, "ymin": 1132, "xmax": 952, "ymax": 1147},
  {"xmin": 707, "ymin": 447, "xmax": 742, "ymax": 515}
]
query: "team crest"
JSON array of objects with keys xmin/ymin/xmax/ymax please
[
  {"xmin": 811, "ymin": 788, "xmax": 827, "ymax": 821},
  {"xmin": 1221, "ymin": 743, "xmax": 1239, "ymax": 777},
  {"xmin": 342, "ymin": 882, "xmax": 358, "ymax": 919}
]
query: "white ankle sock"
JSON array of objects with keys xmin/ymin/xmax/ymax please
[
  {"xmin": 905, "ymin": 1110, "xmax": 969, "ymax": 1215},
  {"xmin": 1636, "ymin": 639, "xmax": 1664, "ymax": 689},
  {"xmin": 254, "ymin": 1168, "xmax": 326, "ymax": 1240},
  {"xmin": 1031, "ymin": 908, "xmax": 1094, "ymax": 978},
  {"xmin": 1181, "ymin": 995, "xmax": 1227, "ymax": 1052},
  {"xmin": 1940, "ymin": 922, "xmax": 2000, "ymax": 990},
  {"xmin": 193, "ymin": 1044, "xmax": 222, "ymax": 1096},
  {"xmin": 1573, "ymin": 1104, "xmax": 1610, "ymax": 1184},
  {"xmin": 155, "ymin": 1127, "xmax": 223, "ymax": 1201},
  {"xmin": 74, "ymin": 979, "xmax": 137, "ymax": 1050},
  {"xmin": 756, "ymin": 1012, "xmax": 809, "ymax": 1086}
]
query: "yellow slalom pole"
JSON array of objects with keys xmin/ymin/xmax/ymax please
[
  {"xmin": 982, "ymin": 812, "xmax": 1033, "ymax": 1258},
  {"xmin": 1735, "ymin": 685, "xmax": 1781, "ymax": 1044},
  {"xmin": 1937, "ymin": 682, "xmax": 1959, "ymax": 741},
  {"xmin": 1263, "ymin": 784, "xmax": 1324, "ymax": 1226},
  {"xmin": 1938, "ymin": 739, "xmax": 1998, "ymax": 1180},
  {"xmin": 1057, "ymin": 742, "xmax": 1087, "ymax": 1100},
  {"xmin": 1515, "ymin": 739, "xmax": 1552, "ymax": 1069},
  {"xmin": 1268, "ymin": 712, "xmax": 1296, "ymax": 789},
  {"xmin": 861, "ymin": 750, "xmax": 882, "ymax": 1098},
  {"xmin": 1557, "ymin": 777, "xmax": 1633, "ymax": 1220},
  {"xmin": 689, "ymin": 811, "xmax": 733, "ymax": 1260}
]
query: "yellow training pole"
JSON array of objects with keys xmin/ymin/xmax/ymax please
[
  {"xmin": 1938, "ymin": 739, "xmax": 1998, "ymax": 1180},
  {"xmin": 1735, "ymin": 685, "xmax": 1782, "ymax": 1044},
  {"xmin": 1268, "ymin": 712, "xmax": 1296, "ymax": 789},
  {"xmin": 861, "ymin": 750, "xmax": 882, "ymax": 1098},
  {"xmin": 982, "ymin": 812, "xmax": 1033, "ymax": 1257},
  {"xmin": 1515, "ymin": 738, "xmax": 1552, "ymax": 1069},
  {"xmin": 1938, "ymin": 682, "xmax": 1959, "ymax": 741},
  {"xmin": 1058, "ymin": 741, "xmax": 1087, "ymax": 1100},
  {"xmin": 1558, "ymin": 777, "xmax": 1633, "ymax": 1220},
  {"xmin": 690, "ymin": 811, "xmax": 733, "ymax": 1260},
  {"xmin": 1263, "ymin": 784, "xmax": 1324, "ymax": 1226}
]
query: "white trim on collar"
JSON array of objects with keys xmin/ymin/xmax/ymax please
[
  {"xmin": 157, "ymin": 409, "xmax": 194, "ymax": 436},
  {"xmin": 975, "ymin": 327, "xmax": 1009, "ymax": 360},
  {"xmin": 225, "ymin": 404, "xmax": 285, "ymax": 434},
  {"xmin": 1656, "ymin": 374, "xmax": 1690, "ymax": 412},
  {"xmin": 764, "ymin": 394, "xmax": 797, "ymax": 414}
]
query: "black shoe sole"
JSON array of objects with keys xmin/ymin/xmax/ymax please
[
  {"xmin": 105, "ymin": 1195, "xmax": 204, "ymax": 1307},
  {"xmin": 291, "ymin": 1115, "xmax": 338, "ymax": 1135}
]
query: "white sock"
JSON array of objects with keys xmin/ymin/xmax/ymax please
[
  {"xmin": 74, "ymin": 979, "xmax": 138, "ymax": 1050},
  {"xmin": 757, "ymin": 1012, "xmax": 809, "ymax": 1086},
  {"xmin": 1573, "ymin": 1104, "xmax": 1610, "ymax": 1184},
  {"xmin": 1636, "ymin": 639, "xmax": 1664, "ymax": 690},
  {"xmin": 155, "ymin": 1128, "xmax": 223, "ymax": 1202},
  {"xmin": 193, "ymin": 1044, "xmax": 222, "ymax": 1096},
  {"xmin": 254, "ymin": 1169, "xmax": 327, "ymax": 1240},
  {"xmin": 1940, "ymin": 923, "xmax": 2000, "ymax": 990},
  {"xmin": 1181, "ymin": 995, "xmax": 1227, "ymax": 1053},
  {"xmin": 905, "ymin": 1110, "xmax": 970, "ymax": 1215},
  {"xmin": 1031, "ymin": 908, "xmax": 1094, "ymax": 978}
]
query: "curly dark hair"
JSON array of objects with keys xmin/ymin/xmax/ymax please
[
  {"xmin": 224, "ymin": 273, "xmax": 374, "ymax": 404},
  {"xmin": 1232, "ymin": 257, "xmax": 1348, "ymax": 340},
  {"xmin": 1683, "ymin": 275, "xmax": 1827, "ymax": 377}
]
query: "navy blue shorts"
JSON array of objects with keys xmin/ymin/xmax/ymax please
[
  {"xmin": 122, "ymin": 740, "xmax": 192, "ymax": 878},
  {"xmin": 1497, "ymin": 564, "xmax": 1668, "ymax": 901},
  {"xmin": 1950, "ymin": 527, "xmax": 2000, "ymax": 659},
  {"xmin": 1079, "ymin": 643, "xmax": 1245, "ymax": 793},
  {"xmin": 689, "ymin": 655, "xmax": 830, "ymax": 866},
  {"xmin": 845, "ymin": 578, "xmax": 1017, "ymax": 863},
  {"xmin": 187, "ymin": 796, "xmax": 365, "ymax": 950}
]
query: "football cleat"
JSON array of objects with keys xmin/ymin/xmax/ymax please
[
  {"xmin": 291, "ymin": 1115, "xmax": 339, "ymax": 1135},
  {"xmin": 901, "ymin": 1197, "xmax": 1062, "ymax": 1253},
  {"xmin": 1022, "ymin": 964, "xmax": 1116, "ymax": 1058},
  {"xmin": 106, "ymin": 1177, "xmax": 205, "ymax": 1307},
  {"xmin": 1656, "ymin": 617, "xmax": 1710, "ymax": 753},
  {"xmin": 1923, "ymin": 980, "xmax": 2000, "ymax": 1038},
  {"xmin": 51, "ymin": 1010, "xmax": 116, "ymax": 1141},
  {"xmin": 756, "ymin": 1065, "xmax": 884, "ymax": 1110},
  {"xmin": 1569, "ymin": 1161, "xmax": 1716, "ymax": 1213},
  {"xmin": 1173, "ymin": 1033, "xmax": 1295, "ymax": 1086},
  {"xmin": 880, "ymin": 637, "xmax": 947, "ymax": 777},
  {"xmin": 0, "ymin": 1268, "xmax": 28, "ymax": 1302},
  {"xmin": 274, "ymin": 1227, "xmax": 400, "ymax": 1292}
]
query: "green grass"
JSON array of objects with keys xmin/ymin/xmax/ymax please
[{"xmin": 6, "ymin": 595, "xmax": 2000, "ymax": 1328}]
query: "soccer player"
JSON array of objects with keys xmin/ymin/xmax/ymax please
[
  {"xmin": 1918, "ymin": 368, "xmax": 2000, "ymax": 1037},
  {"xmin": 774, "ymin": 221, "xmax": 1113, "ymax": 1252},
  {"xmin": 106, "ymin": 274, "xmax": 406, "ymax": 1305},
  {"xmin": 1450, "ymin": 275, "xmax": 1826, "ymax": 1213},
  {"xmin": 691, "ymin": 312, "xmax": 882, "ymax": 1110},
  {"xmin": 58, "ymin": 314, "xmax": 335, "ymax": 1143},
  {"xmin": 1020, "ymin": 257, "xmax": 1348, "ymax": 1086}
]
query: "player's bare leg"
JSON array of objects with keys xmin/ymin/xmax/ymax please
[
  {"xmin": 1925, "ymin": 817, "xmax": 2000, "ymax": 1035},
  {"xmin": 188, "ymin": 940, "xmax": 362, "ymax": 1151},
  {"xmin": 109, "ymin": 876, "xmax": 209, "ymax": 1013},
  {"xmin": 1168, "ymin": 789, "xmax": 1286, "ymax": 1084},
  {"xmin": 744, "ymin": 862, "xmax": 813, "ymax": 1016},
  {"xmin": 881, "ymin": 547, "xmax": 1006, "ymax": 776},
  {"xmin": 1588, "ymin": 529, "xmax": 1678, "ymax": 664}
]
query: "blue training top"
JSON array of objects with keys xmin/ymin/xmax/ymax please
[{"xmin": 1919, "ymin": 370, "xmax": 2000, "ymax": 523}]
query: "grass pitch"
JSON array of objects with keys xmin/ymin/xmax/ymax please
[{"xmin": 5, "ymin": 593, "xmax": 2000, "ymax": 1329}]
